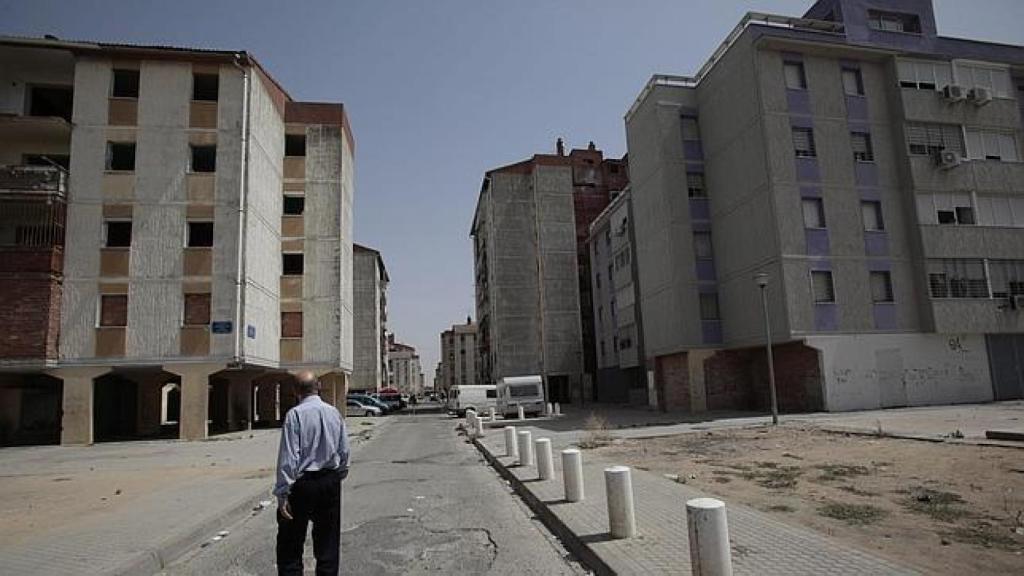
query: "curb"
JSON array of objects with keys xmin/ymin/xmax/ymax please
[{"xmin": 471, "ymin": 436, "xmax": 616, "ymax": 576}]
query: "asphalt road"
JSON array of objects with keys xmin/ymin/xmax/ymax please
[{"xmin": 161, "ymin": 412, "xmax": 585, "ymax": 575}]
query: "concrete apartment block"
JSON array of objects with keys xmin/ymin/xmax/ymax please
[
  {"xmin": 387, "ymin": 335, "xmax": 423, "ymax": 395},
  {"xmin": 0, "ymin": 37, "xmax": 355, "ymax": 446},
  {"xmin": 618, "ymin": 0, "xmax": 1024, "ymax": 413},
  {"xmin": 472, "ymin": 144, "xmax": 626, "ymax": 402},
  {"xmin": 351, "ymin": 244, "xmax": 388, "ymax": 393},
  {"xmin": 439, "ymin": 318, "xmax": 479, "ymax": 393}
]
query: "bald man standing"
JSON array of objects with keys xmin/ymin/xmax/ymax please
[{"xmin": 273, "ymin": 371, "xmax": 350, "ymax": 576}]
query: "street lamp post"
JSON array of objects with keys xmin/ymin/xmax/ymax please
[{"xmin": 754, "ymin": 273, "xmax": 779, "ymax": 425}]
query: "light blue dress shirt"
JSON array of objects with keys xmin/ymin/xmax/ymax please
[{"xmin": 273, "ymin": 394, "xmax": 350, "ymax": 503}]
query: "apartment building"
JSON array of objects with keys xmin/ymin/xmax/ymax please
[
  {"xmin": 587, "ymin": 187, "xmax": 649, "ymax": 405},
  {"xmin": 439, "ymin": 318, "xmax": 478, "ymax": 393},
  {"xmin": 622, "ymin": 0, "xmax": 1024, "ymax": 413},
  {"xmin": 471, "ymin": 141, "xmax": 627, "ymax": 402},
  {"xmin": 0, "ymin": 37, "xmax": 355, "ymax": 446},
  {"xmin": 387, "ymin": 336, "xmax": 422, "ymax": 395},
  {"xmin": 352, "ymin": 244, "xmax": 389, "ymax": 393}
]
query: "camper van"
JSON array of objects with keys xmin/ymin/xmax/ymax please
[
  {"xmin": 497, "ymin": 375, "xmax": 545, "ymax": 417},
  {"xmin": 447, "ymin": 384, "xmax": 497, "ymax": 417}
]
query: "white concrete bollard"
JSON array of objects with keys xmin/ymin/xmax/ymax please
[
  {"xmin": 517, "ymin": 405, "xmax": 525, "ymax": 420},
  {"xmin": 562, "ymin": 448, "xmax": 584, "ymax": 502},
  {"xmin": 546, "ymin": 402, "xmax": 553, "ymax": 416},
  {"xmin": 504, "ymin": 426, "xmax": 519, "ymax": 459},
  {"xmin": 516, "ymin": 430, "xmax": 534, "ymax": 467},
  {"xmin": 535, "ymin": 438, "xmax": 554, "ymax": 480},
  {"xmin": 475, "ymin": 416, "xmax": 485, "ymax": 437},
  {"xmin": 604, "ymin": 466, "xmax": 637, "ymax": 539},
  {"xmin": 686, "ymin": 498, "xmax": 733, "ymax": 576},
  {"xmin": 489, "ymin": 407, "xmax": 496, "ymax": 422},
  {"xmin": 554, "ymin": 402, "xmax": 562, "ymax": 416}
]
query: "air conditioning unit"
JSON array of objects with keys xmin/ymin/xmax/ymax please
[
  {"xmin": 1010, "ymin": 294, "xmax": 1024, "ymax": 310},
  {"xmin": 933, "ymin": 149, "xmax": 961, "ymax": 169},
  {"xmin": 942, "ymin": 84, "xmax": 966, "ymax": 102},
  {"xmin": 970, "ymin": 87, "xmax": 993, "ymax": 106}
]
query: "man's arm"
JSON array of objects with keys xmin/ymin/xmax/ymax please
[
  {"xmin": 273, "ymin": 411, "xmax": 300, "ymax": 505},
  {"xmin": 336, "ymin": 409, "xmax": 350, "ymax": 480}
]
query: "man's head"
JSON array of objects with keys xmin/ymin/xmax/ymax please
[{"xmin": 294, "ymin": 371, "xmax": 320, "ymax": 398}]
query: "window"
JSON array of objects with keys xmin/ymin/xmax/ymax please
[
  {"xmin": 811, "ymin": 271, "xmax": 835, "ymax": 303},
  {"xmin": 681, "ymin": 116, "xmax": 700, "ymax": 140},
  {"xmin": 183, "ymin": 293, "xmax": 211, "ymax": 325},
  {"xmin": 989, "ymin": 260, "xmax": 1024, "ymax": 298},
  {"xmin": 281, "ymin": 311, "xmax": 303, "ymax": 337},
  {"xmin": 687, "ymin": 172, "xmax": 706, "ymax": 198},
  {"xmin": 927, "ymin": 259, "xmax": 988, "ymax": 298},
  {"xmin": 861, "ymin": 201, "xmax": 884, "ymax": 231},
  {"xmin": 905, "ymin": 123, "xmax": 964, "ymax": 157},
  {"xmin": 919, "ymin": 192, "xmax": 975, "ymax": 226},
  {"xmin": 105, "ymin": 221, "xmax": 132, "ymax": 247},
  {"xmin": 693, "ymin": 231, "xmax": 713, "ymax": 259},
  {"xmin": 699, "ymin": 293, "xmax": 720, "ymax": 320},
  {"xmin": 975, "ymin": 195, "xmax": 1024, "ymax": 228},
  {"xmin": 867, "ymin": 10, "xmax": 921, "ymax": 33},
  {"xmin": 792, "ymin": 127, "xmax": 817, "ymax": 158},
  {"xmin": 485, "ymin": 389, "xmax": 497, "ymax": 399},
  {"xmin": 802, "ymin": 197, "xmax": 826, "ymax": 229},
  {"xmin": 841, "ymin": 68, "xmax": 864, "ymax": 96},
  {"xmin": 851, "ymin": 132, "xmax": 874, "ymax": 162},
  {"xmin": 100, "ymin": 294, "xmax": 128, "ymax": 327},
  {"xmin": 599, "ymin": 340, "xmax": 606, "ymax": 359},
  {"xmin": 106, "ymin": 142, "xmax": 136, "ymax": 171},
  {"xmin": 187, "ymin": 221, "xmax": 214, "ymax": 248},
  {"xmin": 192, "ymin": 73, "xmax": 219, "ymax": 101},
  {"xmin": 285, "ymin": 134, "xmax": 306, "ymax": 157},
  {"xmin": 190, "ymin": 145, "xmax": 217, "ymax": 173},
  {"xmin": 283, "ymin": 195, "xmax": 305, "ymax": 215},
  {"xmin": 870, "ymin": 271, "xmax": 893, "ymax": 303},
  {"xmin": 897, "ymin": 59, "xmax": 952, "ymax": 91},
  {"xmin": 111, "ymin": 69, "xmax": 140, "ymax": 98},
  {"xmin": 965, "ymin": 129, "xmax": 1019, "ymax": 162},
  {"xmin": 282, "ymin": 253, "xmax": 304, "ymax": 275},
  {"xmin": 28, "ymin": 86, "xmax": 73, "ymax": 122},
  {"xmin": 955, "ymin": 62, "xmax": 1012, "ymax": 98},
  {"xmin": 783, "ymin": 61, "xmax": 807, "ymax": 90}
]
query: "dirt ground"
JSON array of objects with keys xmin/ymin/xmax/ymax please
[{"xmin": 592, "ymin": 425, "xmax": 1024, "ymax": 576}]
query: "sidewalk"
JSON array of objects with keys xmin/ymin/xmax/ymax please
[
  {"xmin": 474, "ymin": 423, "xmax": 917, "ymax": 576},
  {"xmin": 0, "ymin": 416, "xmax": 387, "ymax": 576}
]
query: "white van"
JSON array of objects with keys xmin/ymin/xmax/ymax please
[
  {"xmin": 497, "ymin": 375, "xmax": 545, "ymax": 417},
  {"xmin": 448, "ymin": 384, "xmax": 497, "ymax": 417}
]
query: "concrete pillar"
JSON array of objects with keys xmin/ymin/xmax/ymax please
[
  {"xmin": 504, "ymin": 426, "xmax": 518, "ymax": 460},
  {"xmin": 562, "ymin": 448, "xmax": 584, "ymax": 502},
  {"xmin": 545, "ymin": 402, "xmax": 553, "ymax": 416},
  {"xmin": 516, "ymin": 430, "xmax": 533, "ymax": 467},
  {"xmin": 687, "ymin": 498, "xmax": 733, "ymax": 576},
  {"xmin": 517, "ymin": 405, "xmax": 525, "ymax": 420},
  {"xmin": 166, "ymin": 364, "xmax": 220, "ymax": 441},
  {"xmin": 488, "ymin": 407, "xmax": 496, "ymax": 422},
  {"xmin": 605, "ymin": 466, "xmax": 637, "ymax": 539},
  {"xmin": 48, "ymin": 367, "xmax": 108, "ymax": 446},
  {"xmin": 554, "ymin": 402, "xmax": 561, "ymax": 416},
  {"xmin": 475, "ymin": 416, "xmax": 485, "ymax": 437},
  {"xmin": 535, "ymin": 438, "xmax": 554, "ymax": 480}
]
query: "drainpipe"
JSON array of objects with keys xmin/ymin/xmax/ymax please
[{"xmin": 231, "ymin": 54, "xmax": 251, "ymax": 366}]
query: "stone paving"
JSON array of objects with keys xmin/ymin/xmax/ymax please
[{"xmin": 476, "ymin": 424, "xmax": 918, "ymax": 576}]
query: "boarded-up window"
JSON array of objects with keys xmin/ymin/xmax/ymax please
[
  {"xmin": 100, "ymin": 294, "xmax": 128, "ymax": 327},
  {"xmin": 783, "ymin": 61, "xmax": 807, "ymax": 89},
  {"xmin": 183, "ymin": 293, "xmax": 211, "ymax": 325},
  {"xmin": 812, "ymin": 271, "xmax": 835, "ymax": 303},
  {"xmin": 282, "ymin": 311, "xmax": 303, "ymax": 338}
]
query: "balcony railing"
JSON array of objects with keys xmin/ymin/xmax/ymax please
[{"xmin": 0, "ymin": 165, "xmax": 67, "ymax": 197}]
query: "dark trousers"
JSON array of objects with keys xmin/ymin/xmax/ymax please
[{"xmin": 277, "ymin": 469, "xmax": 342, "ymax": 576}]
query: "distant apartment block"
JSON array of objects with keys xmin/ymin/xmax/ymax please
[
  {"xmin": 352, "ymin": 244, "xmax": 389, "ymax": 393},
  {"xmin": 439, "ymin": 318, "xmax": 478, "ymax": 393},
  {"xmin": 471, "ymin": 141, "xmax": 627, "ymax": 402},
  {"xmin": 615, "ymin": 0, "xmax": 1024, "ymax": 413},
  {"xmin": 387, "ymin": 335, "xmax": 423, "ymax": 395},
  {"xmin": 0, "ymin": 37, "xmax": 355, "ymax": 446}
]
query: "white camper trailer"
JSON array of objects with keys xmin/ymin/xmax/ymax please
[
  {"xmin": 447, "ymin": 384, "xmax": 497, "ymax": 417},
  {"xmin": 497, "ymin": 375, "xmax": 545, "ymax": 417}
]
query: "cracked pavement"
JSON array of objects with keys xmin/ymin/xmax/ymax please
[{"xmin": 160, "ymin": 414, "xmax": 585, "ymax": 575}]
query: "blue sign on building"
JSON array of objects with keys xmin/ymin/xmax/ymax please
[
  {"xmin": 247, "ymin": 325, "xmax": 256, "ymax": 339},
  {"xmin": 211, "ymin": 321, "xmax": 233, "ymax": 334}
]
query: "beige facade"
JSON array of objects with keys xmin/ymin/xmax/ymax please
[
  {"xmin": 352, "ymin": 244, "xmax": 388, "ymax": 392},
  {"xmin": 387, "ymin": 337, "xmax": 422, "ymax": 395},
  {"xmin": 439, "ymin": 318, "xmax": 478, "ymax": 392},
  {"xmin": 0, "ymin": 36, "xmax": 355, "ymax": 445}
]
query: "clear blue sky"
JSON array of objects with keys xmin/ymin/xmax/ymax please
[{"xmin": 2, "ymin": 0, "xmax": 1021, "ymax": 376}]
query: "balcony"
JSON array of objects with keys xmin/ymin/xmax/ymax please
[{"xmin": 0, "ymin": 164, "xmax": 67, "ymax": 197}]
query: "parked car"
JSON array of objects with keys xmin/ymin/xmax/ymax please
[
  {"xmin": 497, "ymin": 375, "xmax": 545, "ymax": 417},
  {"xmin": 347, "ymin": 393, "xmax": 391, "ymax": 414},
  {"xmin": 346, "ymin": 399, "xmax": 382, "ymax": 417},
  {"xmin": 448, "ymin": 384, "xmax": 497, "ymax": 417},
  {"xmin": 377, "ymin": 391, "xmax": 404, "ymax": 411}
]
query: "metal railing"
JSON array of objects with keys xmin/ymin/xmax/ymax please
[{"xmin": 0, "ymin": 165, "xmax": 67, "ymax": 196}]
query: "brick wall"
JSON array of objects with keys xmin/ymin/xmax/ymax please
[
  {"xmin": 704, "ymin": 343, "xmax": 823, "ymax": 412},
  {"xmin": 0, "ymin": 249, "xmax": 63, "ymax": 360},
  {"xmin": 656, "ymin": 352, "xmax": 690, "ymax": 411}
]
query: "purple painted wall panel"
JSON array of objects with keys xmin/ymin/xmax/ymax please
[
  {"xmin": 805, "ymin": 229, "xmax": 831, "ymax": 256},
  {"xmin": 702, "ymin": 321, "xmax": 723, "ymax": 344},
  {"xmin": 873, "ymin": 302, "xmax": 898, "ymax": 330},
  {"xmin": 696, "ymin": 259, "xmax": 717, "ymax": 282},
  {"xmin": 787, "ymin": 90, "xmax": 812, "ymax": 114},
  {"xmin": 684, "ymin": 140, "xmax": 704, "ymax": 161},
  {"xmin": 689, "ymin": 198, "xmax": 710, "ymax": 221},
  {"xmin": 800, "ymin": 186, "xmax": 822, "ymax": 198},
  {"xmin": 808, "ymin": 258, "xmax": 833, "ymax": 271},
  {"xmin": 858, "ymin": 187, "xmax": 881, "ymax": 201},
  {"xmin": 864, "ymin": 231, "xmax": 889, "ymax": 256},
  {"xmin": 867, "ymin": 258, "xmax": 892, "ymax": 272},
  {"xmin": 789, "ymin": 115, "xmax": 815, "ymax": 129},
  {"xmin": 795, "ymin": 158, "xmax": 821, "ymax": 182},
  {"xmin": 854, "ymin": 162, "xmax": 879, "ymax": 187},
  {"xmin": 814, "ymin": 303, "xmax": 838, "ymax": 332}
]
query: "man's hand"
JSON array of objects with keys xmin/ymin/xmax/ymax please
[{"xmin": 279, "ymin": 500, "xmax": 293, "ymax": 521}]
